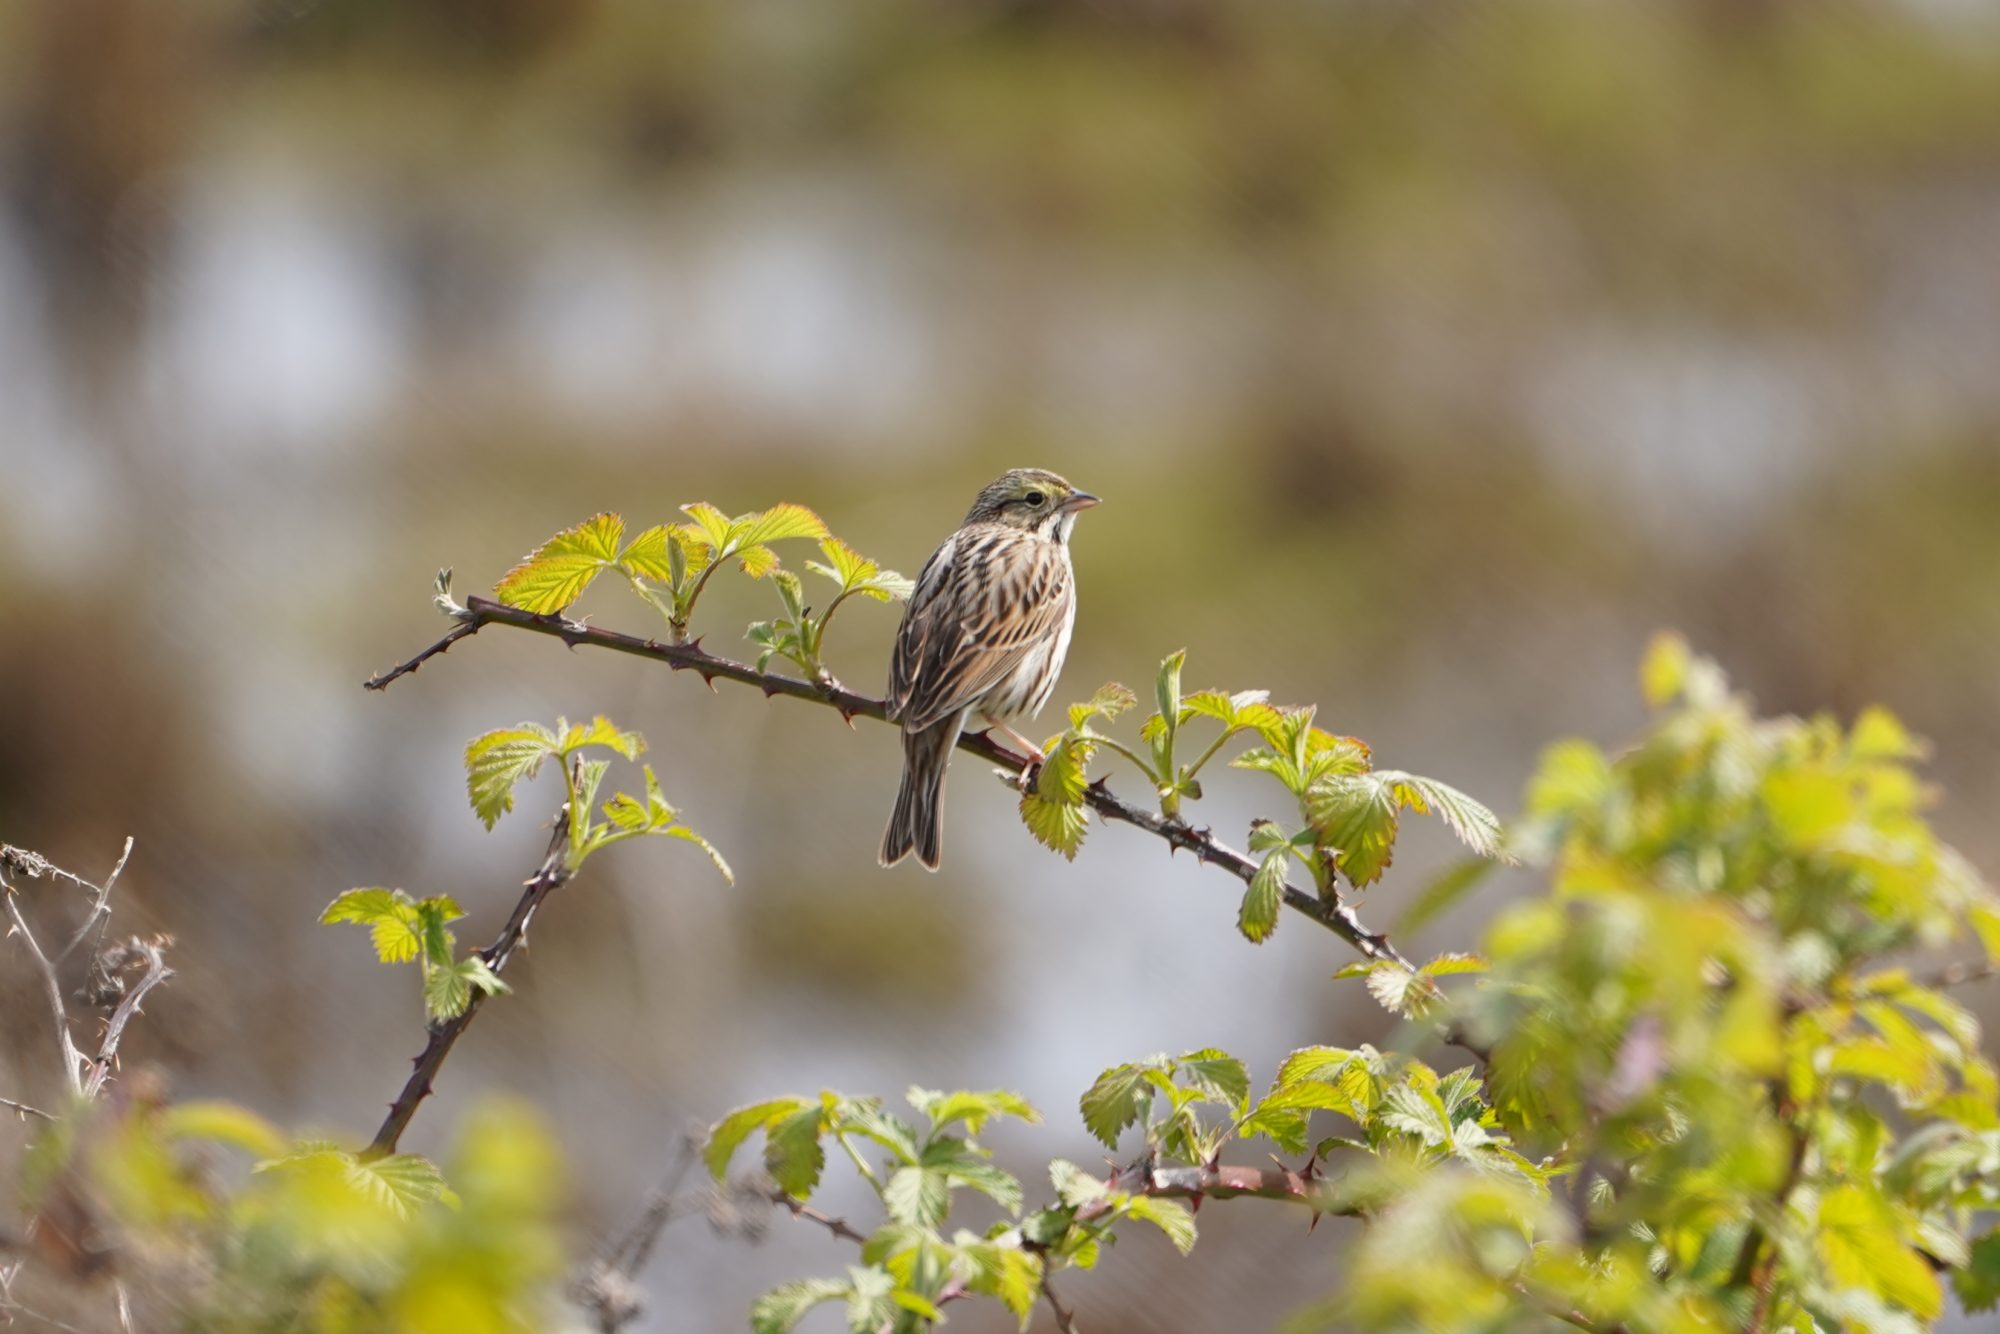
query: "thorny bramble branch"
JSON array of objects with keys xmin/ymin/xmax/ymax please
[
  {"xmin": 366, "ymin": 594, "xmax": 1418, "ymax": 975},
  {"xmin": 365, "ymin": 813, "xmax": 574, "ymax": 1159}
]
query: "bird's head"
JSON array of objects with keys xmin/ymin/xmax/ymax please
[{"xmin": 963, "ymin": 468, "xmax": 1100, "ymax": 542}]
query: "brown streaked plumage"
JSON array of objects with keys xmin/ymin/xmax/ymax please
[{"xmin": 880, "ymin": 468, "xmax": 1100, "ymax": 870}]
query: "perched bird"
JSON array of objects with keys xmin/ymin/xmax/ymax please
[{"xmin": 880, "ymin": 468, "xmax": 1100, "ymax": 870}]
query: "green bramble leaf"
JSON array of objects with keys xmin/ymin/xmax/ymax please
[
  {"xmin": 496, "ymin": 513, "xmax": 624, "ymax": 613},
  {"xmin": 423, "ymin": 954, "xmax": 507, "ymax": 1020},
  {"xmin": 733, "ymin": 502, "xmax": 830, "ymax": 549},
  {"xmin": 464, "ymin": 723, "xmax": 560, "ymax": 829},
  {"xmin": 765, "ymin": 1103, "xmax": 830, "ymax": 1198},
  {"xmin": 806, "ymin": 537, "xmax": 914, "ymax": 603},
  {"xmin": 1240, "ymin": 845, "xmax": 1288, "ymax": 943},
  {"xmin": 1378, "ymin": 772, "xmax": 1507, "ymax": 862},
  {"xmin": 350, "ymin": 1152, "xmax": 458, "ymax": 1218},
  {"xmin": 1048, "ymin": 1159, "xmax": 1108, "ymax": 1208},
  {"xmin": 959, "ymin": 1238, "xmax": 1042, "ymax": 1326},
  {"xmin": 592, "ymin": 765, "xmax": 734, "ymax": 883},
  {"xmin": 1176, "ymin": 1049, "xmax": 1252, "ymax": 1116},
  {"xmin": 1068, "ymin": 681, "xmax": 1138, "ymax": 733},
  {"xmin": 750, "ymin": 1278, "xmax": 849, "ymax": 1334},
  {"xmin": 558, "ymin": 715, "xmax": 644, "ymax": 761},
  {"xmin": 842, "ymin": 1264, "xmax": 899, "ymax": 1333},
  {"xmin": 1122, "ymin": 1195, "xmax": 1197, "ymax": 1255},
  {"xmin": 883, "ymin": 1165, "xmax": 953, "ymax": 1228},
  {"xmin": 1080, "ymin": 1059, "xmax": 1165, "ymax": 1147},
  {"xmin": 319, "ymin": 888, "xmax": 425, "ymax": 964},
  {"xmin": 614, "ymin": 524, "xmax": 677, "ymax": 584},
  {"xmin": 1020, "ymin": 734, "xmax": 1093, "ymax": 859},
  {"xmin": 676, "ymin": 501, "xmax": 828, "ymax": 583},
  {"xmin": 659, "ymin": 825, "xmax": 734, "ymax": 884},
  {"xmin": 908, "ymin": 1088, "xmax": 1040, "ymax": 1136},
  {"xmin": 1306, "ymin": 772, "xmax": 1401, "ymax": 887},
  {"xmin": 704, "ymin": 1098, "xmax": 815, "ymax": 1181}
]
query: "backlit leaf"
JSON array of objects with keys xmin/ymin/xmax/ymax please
[
  {"xmin": 465, "ymin": 724, "xmax": 560, "ymax": 829},
  {"xmin": 496, "ymin": 513, "xmax": 624, "ymax": 613}
]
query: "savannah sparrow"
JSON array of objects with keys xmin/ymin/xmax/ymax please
[{"xmin": 879, "ymin": 468, "xmax": 1100, "ymax": 870}]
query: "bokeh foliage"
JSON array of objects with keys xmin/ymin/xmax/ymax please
[{"xmin": 12, "ymin": 502, "xmax": 1999, "ymax": 1333}]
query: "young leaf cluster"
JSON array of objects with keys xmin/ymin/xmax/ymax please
[
  {"xmin": 493, "ymin": 505, "xmax": 911, "ymax": 692},
  {"xmin": 748, "ymin": 537, "xmax": 914, "ymax": 687},
  {"xmin": 1027, "ymin": 650, "xmax": 1506, "ymax": 941},
  {"xmin": 463, "ymin": 714, "xmax": 730, "ymax": 880},
  {"xmin": 705, "ymin": 1086, "xmax": 1048, "ymax": 1332},
  {"xmin": 1081, "ymin": 1045, "xmax": 1549, "ymax": 1194},
  {"xmin": 319, "ymin": 887, "xmax": 509, "ymax": 1021}
]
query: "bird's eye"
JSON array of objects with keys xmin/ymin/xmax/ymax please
[{"xmin": 1025, "ymin": 491, "xmax": 1046, "ymax": 506}]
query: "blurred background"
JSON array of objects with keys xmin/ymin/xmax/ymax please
[{"xmin": 4, "ymin": 0, "xmax": 2000, "ymax": 1328}]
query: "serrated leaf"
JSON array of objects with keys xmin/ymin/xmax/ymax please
[
  {"xmin": 560, "ymin": 715, "xmax": 645, "ymax": 760},
  {"xmin": 1362, "ymin": 963, "xmax": 1421, "ymax": 1017},
  {"xmin": 705, "ymin": 1098, "xmax": 814, "ymax": 1180},
  {"xmin": 496, "ymin": 513, "xmax": 624, "ymax": 613},
  {"xmin": 465, "ymin": 724, "xmax": 560, "ymax": 830},
  {"xmin": 960, "ymin": 1240, "xmax": 1042, "ymax": 1326},
  {"xmin": 1067, "ymin": 682, "xmax": 1138, "ymax": 733},
  {"xmin": 1020, "ymin": 736, "xmax": 1092, "ymax": 859},
  {"xmin": 1306, "ymin": 773, "xmax": 1401, "ymax": 887},
  {"xmin": 663, "ymin": 824, "xmax": 735, "ymax": 885},
  {"xmin": 680, "ymin": 502, "xmax": 734, "ymax": 549},
  {"xmin": 735, "ymin": 543, "xmax": 781, "ymax": 579},
  {"xmin": 883, "ymin": 1165, "xmax": 953, "ymax": 1227},
  {"xmin": 414, "ymin": 898, "xmax": 459, "ymax": 969},
  {"xmin": 350, "ymin": 1152, "xmax": 456, "ymax": 1219},
  {"xmin": 911, "ymin": 1088, "xmax": 1039, "ymax": 1136},
  {"xmin": 940, "ymin": 1158, "xmax": 1023, "ymax": 1215},
  {"xmin": 1177, "ymin": 1050, "xmax": 1251, "ymax": 1115},
  {"xmin": 735, "ymin": 502, "xmax": 830, "ymax": 549},
  {"xmin": 766, "ymin": 1104, "xmax": 829, "ymax": 1198},
  {"xmin": 1048, "ymin": 1159, "xmax": 1107, "ymax": 1208},
  {"xmin": 844, "ymin": 1264, "xmax": 898, "ymax": 1334},
  {"xmin": 457, "ymin": 955, "xmax": 509, "ymax": 1001},
  {"xmin": 1240, "ymin": 846, "xmax": 1287, "ymax": 943},
  {"xmin": 423, "ymin": 957, "xmax": 471, "ymax": 1019},
  {"xmin": 1378, "ymin": 771, "xmax": 1506, "ymax": 861},
  {"xmin": 1420, "ymin": 952, "xmax": 1488, "ymax": 978},
  {"xmin": 1121, "ymin": 1195, "xmax": 1197, "ymax": 1254},
  {"xmin": 1080, "ymin": 1063, "xmax": 1158, "ymax": 1148},
  {"xmin": 320, "ymin": 888, "xmax": 425, "ymax": 965},
  {"xmin": 750, "ymin": 1278, "xmax": 849, "ymax": 1334},
  {"xmin": 615, "ymin": 524, "xmax": 676, "ymax": 584}
]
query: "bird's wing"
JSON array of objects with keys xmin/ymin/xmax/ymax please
[{"xmin": 890, "ymin": 528, "xmax": 1072, "ymax": 732}]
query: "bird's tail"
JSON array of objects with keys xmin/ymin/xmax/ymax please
[{"xmin": 880, "ymin": 716, "xmax": 960, "ymax": 870}]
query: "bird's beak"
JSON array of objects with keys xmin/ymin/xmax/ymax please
[{"xmin": 1062, "ymin": 491, "xmax": 1101, "ymax": 513}]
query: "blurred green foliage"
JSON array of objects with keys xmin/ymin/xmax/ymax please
[
  {"xmin": 708, "ymin": 636, "xmax": 2000, "ymax": 1332},
  {"xmin": 23, "ymin": 1093, "xmax": 567, "ymax": 1333}
]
